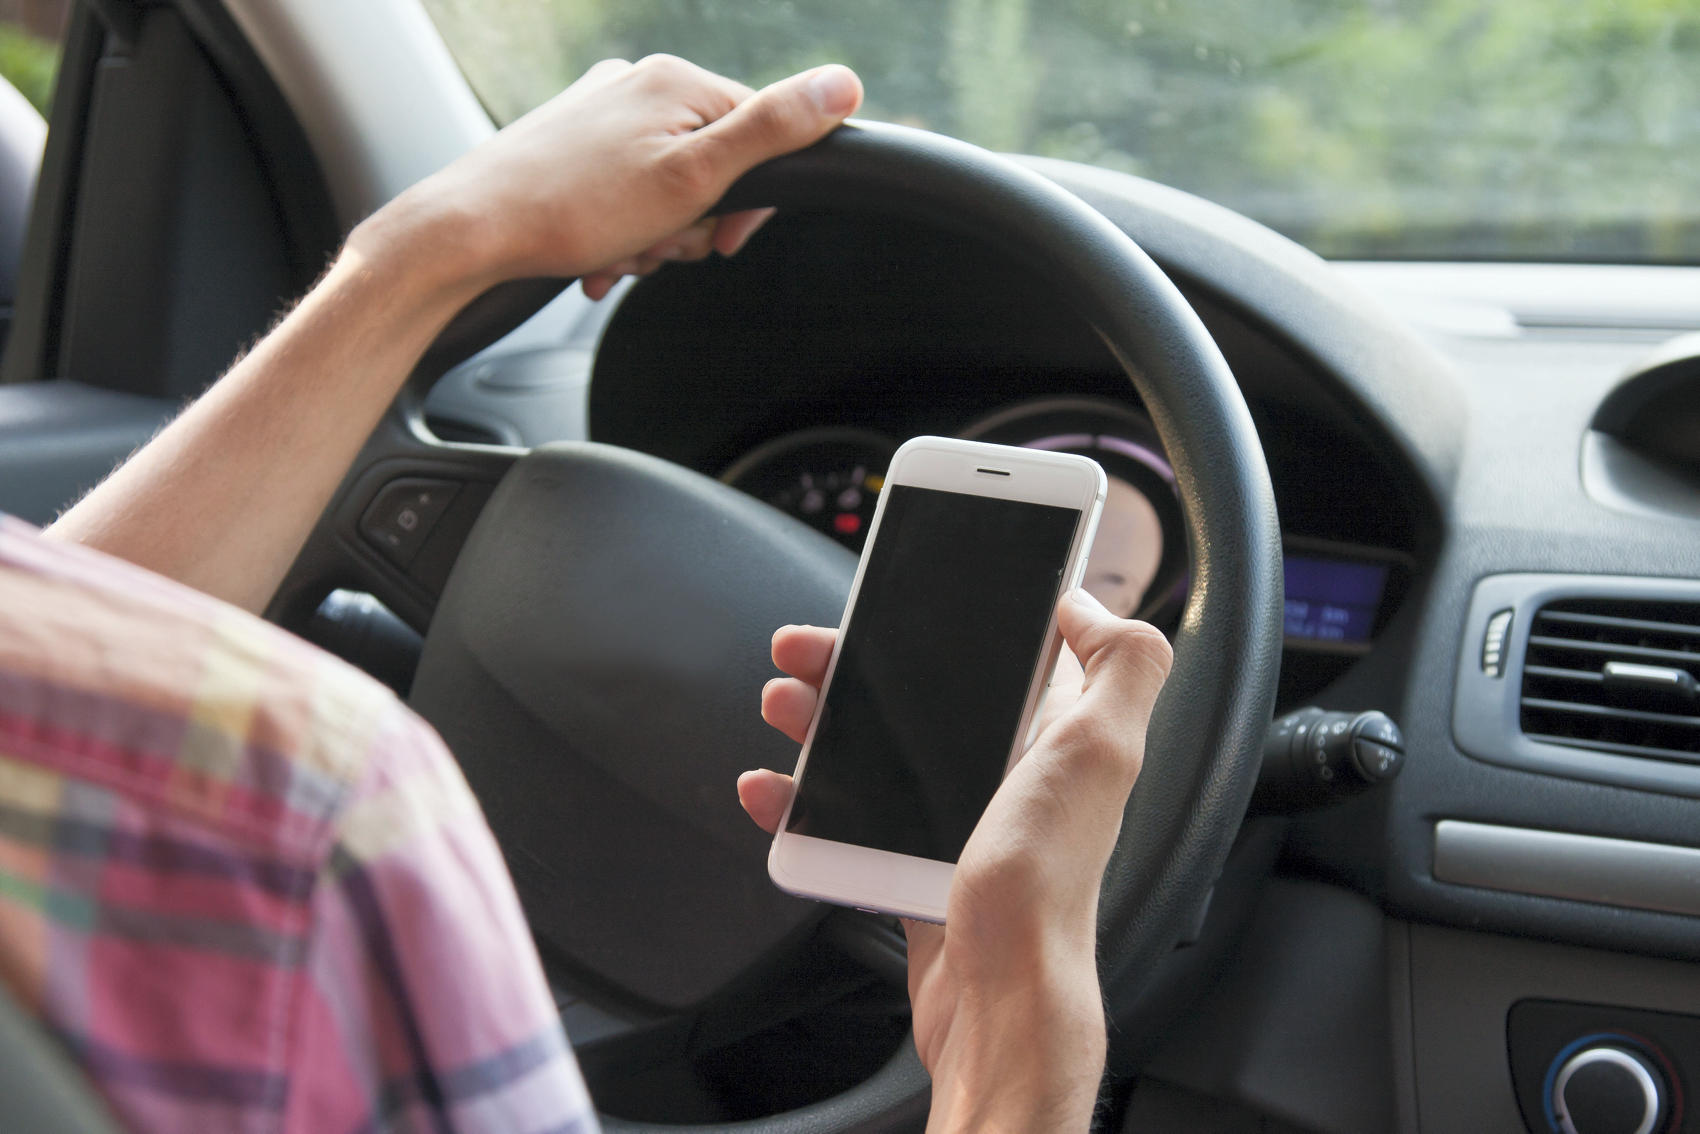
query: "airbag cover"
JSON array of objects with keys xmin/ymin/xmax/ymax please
[{"xmin": 409, "ymin": 442, "xmax": 855, "ymax": 1011}]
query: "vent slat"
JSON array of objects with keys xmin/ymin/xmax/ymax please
[
  {"xmin": 1523, "ymin": 665, "xmax": 1603, "ymax": 683},
  {"xmin": 1535, "ymin": 609, "xmax": 1700, "ymax": 642},
  {"xmin": 1519, "ymin": 596, "xmax": 1700, "ymax": 762},
  {"xmin": 1521, "ymin": 697, "xmax": 1700, "ymax": 730},
  {"xmin": 1526, "ymin": 637, "xmax": 1700, "ymax": 668},
  {"xmin": 1525, "ymin": 733, "xmax": 1700, "ymax": 766}
]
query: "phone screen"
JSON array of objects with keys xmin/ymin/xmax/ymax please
[{"xmin": 784, "ymin": 484, "xmax": 1084, "ymax": 862}]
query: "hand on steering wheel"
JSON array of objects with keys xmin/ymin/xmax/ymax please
[
  {"xmin": 740, "ymin": 589, "xmax": 1173, "ymax": 1130},
  {"xmin": 362, "ymin": 53, "xmax": 863, "ymax": 301}
]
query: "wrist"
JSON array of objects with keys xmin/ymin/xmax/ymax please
[
  {"xmin": 928, "ymin": 1053, "xmax": 1103, "ymax": 1133},
  {"xmin": 925, "ymin": 984, "xmax": 1106, "ymax": 1133},
  {"xmin": 345, "ymin": 179, "xmax": 510, "ymax": 306}
]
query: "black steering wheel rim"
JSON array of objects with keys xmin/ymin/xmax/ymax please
[{"xmin": 279, "ymin": 120, "xmax": 1282, "ymax": 1132}]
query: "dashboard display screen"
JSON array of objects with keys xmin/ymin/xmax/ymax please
[
  {"xmin": 785, "ymin": 485, "xmax": 1082, "ymax": 863},
  {"xmin": 1283, "ymin": 555, "xmax": 1390, "ymax": 644}
]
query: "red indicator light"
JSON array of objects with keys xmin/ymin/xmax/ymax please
[{"xmin": 833, "ymin": 513, "xmax": 862, "ymax": 535}]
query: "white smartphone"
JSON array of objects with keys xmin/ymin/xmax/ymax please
[{"xmin": 767, "ymin": 435, "xmax": 1108, "ymax": 922}]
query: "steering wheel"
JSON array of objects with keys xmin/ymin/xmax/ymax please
[{"xmin": 271, "ymin": 122, "xmax": 1282, "ymax": 1132}]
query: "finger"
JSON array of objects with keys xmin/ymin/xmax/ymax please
[
  {"xmin": 597, "ymin": 256, "xmax": 645, "ymax": 278},
  {"xmin": 1057, "ymin": 588, "xmax": 1173, "ymax": 707},
  {"xmin": 771, "ymin": 623, "xmax": 838, "ymax": 686},
  {"xmin": 573, "ymin": 57, "xmax": 633, "ymax": 92},
  {"xmin": 629, "ymin": 53, "xmax": 750, "ymax": 129},
  {"xmin": 557, "ymin": 58, "xmax": 632, "ymax": 102},
  {"xmin": 582, "ymin": 223, "xmax": 714, "ymax": 299},
  {"xmin": 581, "ymin": 272, "xmax": 618, "ymax": 301},
  {"xmin": 693, "ymin": 64, "xmax": 861, "ymax": 178},
  {"xmin": 737, "ymin": 768, "xmax": 794, "ymax": 834},
  {"xmin": 1034, "ymin": 640, "xmax": 1086, "ymax": 734},
  {"xmin": 644, "ymin": 217, "xmax": 719, "ymax": 263},
  {"xmin": 761, "ymin": 676, "xmax": 820, "ymax": 743},
  {"xmin": 1052, "ymin": 638, "xmax": 1085, "ymax": 692},
  {"xmin": 713, "ymin": 208, "xmax": 777, "ymax": 257},
  {"xmin": 580, "ymin": 257, "xmax": 649, "ymax": 301},
  {"xmin": 1038, "ymin": 589, "xmax": 1173, "ymax": 790},
  {"xmin": 899, "ymin": 918, "xmax": 944, "ymax": 967}
]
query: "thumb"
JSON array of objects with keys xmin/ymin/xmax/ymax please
[
  {"xmin": 737, "ymin": 768, "xmax": 795, "ymax": 835},
  {"xmin": 1056, "ymin": 588, "xmax": 1174, "ymax": 717},
  {"xmin": 696, "ymin": 64, "xmax": 862, "ymax": 175},
  {"xmin": 1030, "ymin": 590, "xmax": 1173, "ymax": 804}
]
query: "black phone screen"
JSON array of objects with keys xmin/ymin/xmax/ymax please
[{"xmin": 784, "ymin": 484, "xmax": 1084, "ymax": 862}]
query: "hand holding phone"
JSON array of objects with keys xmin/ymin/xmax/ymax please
[
  {"xmin": 743, "ymin": 587, "xmax": 1174, "ymax": 1128},
  {"xmin": 764, "ymin": 436, "xmax": 1108, "ymax": 922}
]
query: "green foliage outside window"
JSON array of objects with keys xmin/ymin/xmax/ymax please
[
  {"xmin": 421, "ymin": 0, "xmax": 1700, "ymax": 262},
  {"xmin": 0, "ymin": 22, "xmax": 56, "ymax": 117}
]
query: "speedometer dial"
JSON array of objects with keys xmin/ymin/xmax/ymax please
[
  {"xmin": 962, "ymin": 397, "xmax": 1188, "ymax": 624},
  {"xmin": 720, "ymin": 428, "xmax": 897, "ymax": 552}
]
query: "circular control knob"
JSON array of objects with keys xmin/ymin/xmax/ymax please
[
  {"xmin": 1549, "ymin": 1044, "xmax": 1667, "ymax": 1134},
  {"xmin": 1345, "ymin": 710, "xmax": 1404, "ymax": 782}
]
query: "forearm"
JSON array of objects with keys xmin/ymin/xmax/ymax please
[
  {"xmin": 44, "ymin": 58, "xmax": 859, "ymax": 613},
  {"xmin": 45, "ymin": 204, "xmax": 485, "ymax": 613}
]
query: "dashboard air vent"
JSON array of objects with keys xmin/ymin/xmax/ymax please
[{"xmin": 1520, "ymin": 597, "xmax": 1700, "ymax": 762}]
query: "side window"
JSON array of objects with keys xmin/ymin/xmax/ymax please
[
  {"xmin": 0, "ymin": 0, "xmax": 66, "ymax": 348},
  {"xmin": 0, "ymin": 0, "xmax": 68, "ymax": 116}
]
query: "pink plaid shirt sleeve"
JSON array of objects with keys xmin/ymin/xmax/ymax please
[{"xmin": 0, "ymin": 517, "xmax": 599, "ymax": 1134}]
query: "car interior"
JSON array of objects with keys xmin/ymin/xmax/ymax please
[{"xmin": 2, "ymin": 2, "xmax": 1700, "ymax": 1132}]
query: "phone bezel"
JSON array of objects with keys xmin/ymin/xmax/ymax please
[{"xmin": 767, "ymin": 436, "xmax": 1107, "ymax": 923}]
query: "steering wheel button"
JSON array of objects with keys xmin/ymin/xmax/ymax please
[{"xmin": 360, "ymin": 478, "xmax": 460, "ymax": 569}]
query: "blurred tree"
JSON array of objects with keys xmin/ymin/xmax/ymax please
[
  {"xmin": 0, "ymin": 24, "xmax": 56, "ymax": 114},
  {"xmin": 947, "ymin": 0, "xmax": 1039, "ymax": 152},
  {"xmin": 0, "ymin": 0, "xmax": 63, "ymax": 116},
  {"xmin": 421, "ymin": 0, "xmax": 1700, "ymax": 261}
]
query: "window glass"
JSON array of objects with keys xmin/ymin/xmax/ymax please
[
  {"xmin": 422, "ymin": 0, "xmax": 1700, "ymax": 263},
  {"xmin": 0, "ymin": 0, "xmax": 66, "ymax": 116}
]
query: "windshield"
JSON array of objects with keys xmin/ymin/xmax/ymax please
[{"xmin": 422, "ymin": 1, "xmax": 1700, "ymax": 263}]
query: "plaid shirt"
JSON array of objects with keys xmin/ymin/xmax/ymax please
[{"xmin": 0, "ymin": 517, "xmax": 599, "ymax": 1133}]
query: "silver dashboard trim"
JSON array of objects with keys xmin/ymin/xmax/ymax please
[{"xmin": 1433, "ymin": 820, "xmax": 1700, "ymax": 918}]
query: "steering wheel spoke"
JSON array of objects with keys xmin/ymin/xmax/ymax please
[
  {"xmin": 553, "ymin": 923, "xmax": 923, "ymax": 1128},
  {"xmin": 554, "ymin": 979, "xmax": 711, "ymax": 1092},
  {"xmin": 267, "ymin": 407, "xmax": 521, "ymax": 633}
]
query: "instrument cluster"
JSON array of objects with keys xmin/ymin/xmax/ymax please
[{"xmin": 721, "ymin": 395, "xmax": 1409, "ymax": 652}]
